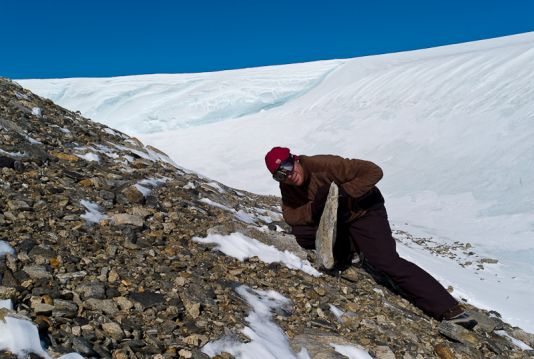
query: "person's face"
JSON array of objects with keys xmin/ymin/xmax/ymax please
[{"xmin": 284, "ymin": 160, "xmax": 304, "ymax": 186}]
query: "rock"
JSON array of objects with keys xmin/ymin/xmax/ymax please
[
  {"xmin": 373, "ymin": 346, "xmax": 396, "ymax": 359},
  {"xmin": 28, "ymin": 246, "xmax": 56, "ymax": 259},
  {"xmin": 480, "ymin": 258, "xmax": 498, "ymax": 264},
  {"xmin": 32, "ymin": 303, "xmax": 54, "ymax": 314},
  {"xmin": 438, "ymin": 321, "xmax": 480, "ymax": 347},
  {"xmin": 114, "ymin": 296, "xmax": 133, "ymax": 311},
  {"xmin": 108, "ymin": 269, "xmax": 119, "ymax": 283},
  {"xmin": 121, "ymin": 185, "xmax": 145, "ymax": 204},
  {"xmin": 111, "ymin": 213, "xmax": 144, "ymax": 227},
  {"xmin": 49, "ymin": 150, "xmax": 79, "ymax": 161},
  {"xmin": 0, "ymin": 286, "xmax": 17, "ymax": 299},
  {"xmin": 84, "ymin": 298, "xmax": 119, "ymax": 315},
  {"xmin": 314, "ymin": 287, "xmax": 326, "ymax": 296},
  {"xmin": 178, "ymin": 349, "xmax": 193, "ymax": 358},
  {"xmin": 129, "ymin": 291, "xmax": 164, "ymax": 308},
  {"xmin": 76, "ymin": 282, "xmax": 106, "ymax": 299},
  {"xmin": 434, "ymin": 344, "xmax": 455, "ymax": 359},
  {"xmin": 56, "ymin": 271, "xmax": 87, "ymax": 284},
  {"xmin": 7, "ymin": 200, "xmax": 32, "ymax": 211},
  {"xmin": 183, "ymin": 334, "xmax": 208, "ymax": 347},
  {"xmin": 22, "ymin": 265, "xmax": 52, "ymax": 279},
  {"xmin": 466, "ymin": 310, "xmax": 502, "ymax": 332},
  {"xmin": 191, "ymin": 350, "xmax": 211, "ymax": 359},
  {"xmin": 71, "ymin": 337, "xmax": 97, "ymax": 356},
  {"xmin": 315, "ymin": 182, "xmax": 338, "ymax": 270},
  {"xmin": 52, "ymin": 299, "xmax": 78, "ymax": 318},
  {"xmin": 102, "ymin": 321, "xmax": 124, "ymax": 341}
]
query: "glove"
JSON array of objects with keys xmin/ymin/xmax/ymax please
[{"xmin": 311, "ymin": 184, "xmax": 330, "ymax": 223}]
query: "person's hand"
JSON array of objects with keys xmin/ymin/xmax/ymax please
[{"xmin": 311, "ymin": 184, "xmax": 330, "ymax": 223}]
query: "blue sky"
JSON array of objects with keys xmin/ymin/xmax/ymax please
[{"xmin": 2, "ymin": 0, "xmax": 533, "ymax": 79}]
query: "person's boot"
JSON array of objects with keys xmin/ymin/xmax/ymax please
[
  {"xmin": 315, "ymin": 182, "xmax": 338, "ymax": 270},
  {"xmin": 442, "ymin": 304, "xmax": 478, "ymax": 330}
]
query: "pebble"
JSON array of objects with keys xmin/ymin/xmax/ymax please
[{"xmin": 102, "ymin": 321, "xmax": 124, "ymax": 341}]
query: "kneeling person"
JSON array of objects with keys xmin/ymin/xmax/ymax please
[{"xmin": 264, "ymin": 146, "xmax": 476, "ymax": 329}]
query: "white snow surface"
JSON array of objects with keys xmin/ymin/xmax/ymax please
[
  {"xmin": 80, "ymin": 199, "xmax": 109, "ymax": 223},
  {"xmin": 18, "ymin": 32, "xmax": 534, "ymax": 332},
  {"xmin": 193, "ymin": 232, "xmax": 321, "ymax": 277},
  {"xmin": 331, "ymin": 344, "xmax": 374, "ymax": 359},
  {"xmin": 202, "ymin": 285, "xmax": 311, "ymax": 359},
  {"xmin": 0, "ymin": 240, "xmax": 15, "ymax": 257},
  {"xmin": 0, "ymin": 299, "xmax": 13, "ymax": 310},
  {"xmin": 0, "ymin": 316, "xmax": 50, "ymax": 358},
  {"xmin": 75, "ymin": 152, "xmax": 100, "ymax": 162},
  {"xmin": 496, "ymin": 330, "xmax": 533, "ymax": 351},
  {"xmin": 0, "ymin": 314, "xmax": 83, "ymax": 359}
]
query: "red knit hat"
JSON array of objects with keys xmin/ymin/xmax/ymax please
[{"xmin": 265, "ymin": 147, "xmax": 291, "ymax": 173}]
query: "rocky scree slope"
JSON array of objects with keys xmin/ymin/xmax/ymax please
[{"xmin": 0, "ymin": 77, "xmax": 533, "ymax": 359}]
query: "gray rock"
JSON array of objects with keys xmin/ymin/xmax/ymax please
[
  {"xmin": 0, "ymin": 286, "xmax": 17, "ymax": 299},
  {"xmin": 129, "ymin": 291, "xmax": 165, "ymax": 308},
  {"xmin": 28, "ymin": 246, "xmax": 56, "ymax": 259},
  {"xmin": 84, "ymin": 298, "xmax": 119, "ymax": 316},
  {"xmin": 31, "ymin": 301, "xmax": 54, "ymax": 314},
  {"xmin": 52, "ymin": 299, "xmax": 78, "ymax": 318},
  {"xmin": 121, "ymin": 185, "xmax": 145, "ymax": 204},
  {"xmin": 102, "ymin": 321, "xmax": 124, "ymax": 341},
  {"xmin": 7, "ymin": 200, "xmax": 32, "ymax": 211},
  {"xmin": 111, "ymin": 213, "xmax": 144, "ymax": 227},
  {"xmin": 71, "ymin": 337, "xmax": 97, "ymax": 356},
  {"xmin": 315, "ymin": 182, "xmax": 338, "ymax": 270},
  {"xmin": 22, "ymin": 265, "xmax": 51, "ymax": 279},
  {"xmin": 56, "ymin": 271, "xmax": 87, "ymax": 284},
  {"xmin": 77, "ymin": 282, "xmax": 106, "ymax": 299}
]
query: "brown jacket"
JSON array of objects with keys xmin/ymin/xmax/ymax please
[{"xmin": 280, "ymin": 154, "xmax": 383, "ymax": 226}]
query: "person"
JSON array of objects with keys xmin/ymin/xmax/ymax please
[{"xmin": 264, "ymin": 146, "xmax": 477, "ymax": 329}]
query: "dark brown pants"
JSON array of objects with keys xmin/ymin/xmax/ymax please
[{"xmin": 291, "ymin": 204, "xmax": 458, "ymax": 320}]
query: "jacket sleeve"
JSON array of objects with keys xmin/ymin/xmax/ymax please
[
  {"xmin": 334, "ymin": 158, "xmax": 383, "ymax": 199},
  {"xmin": 281, "ymin": 201, "xmax": 314, "ymax": 226}
]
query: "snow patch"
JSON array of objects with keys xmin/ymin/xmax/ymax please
[
  {"xmin": 76, "ymin": 152, "xmax": 100, "ymax": 162},
  {"xmin": 0, "ymin": 316, "xmax": 50, "ymax": 358},
  {"xmin": 0, "ymin": 299, "xmax": 13, "ymax": 310},
  {"xmin": 202, "ymin": 285, "xmax": 311, "ymax": 359},
  {"xmin": 80, "ymin": 200, "xmax": 109, "ymax": 224},
  {"xmin": 0, "ymin": 312, "xmax": 83, "ymax": 359},
  {"xmin": 0, "ymin": 240, "xmax": 15, "ymax": 257},
  {"xmin": 183, "ymin": 181, "xmax": 196, "ymax": 190},
  {"xmin": 329, "ymin": 304, "xmax": 345, "ymax": 321},
  {"xmin": 193, "ymin": 232, "xmax": 321, "ymax": 277},
  {"xmin": 330, "ymin": 344, "xmax": 374, "ymax": 359},
  {"xmin": 0, "ymin": 149, "xmax": 26, "ymax": 158},
  {"xmin": 495, "ymin": 330, "xmax": 533, "ymax": 351}
]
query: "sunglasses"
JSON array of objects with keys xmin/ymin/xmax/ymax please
[{"xmin": 272, "ymin": 156, "xmax": 295, "ymax": 182}]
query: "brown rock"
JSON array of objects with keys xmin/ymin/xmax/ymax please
[
  {"xmin": 434, "ymin": 343, "xmax": 455, "ymax": 359},
  {"xmin": 49, "ymin": 150, "xmax": 79, "ymax": 161},
  {"xmin": 111, "ymin": 213, "xmax": 144, "ymax": 227},
  {"xmin": 121, "ymin": 185, "xmax": 145, "ymax": 204}
]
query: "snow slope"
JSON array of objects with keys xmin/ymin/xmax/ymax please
[{"xmin": 19, "ymin": 32, "xmax": 534, "ymax": 332}]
